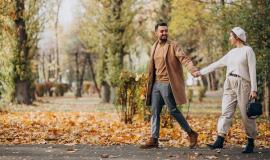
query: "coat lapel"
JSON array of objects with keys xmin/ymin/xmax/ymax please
[
  {"xmin": 150, "ymin": 41, "xmax": 159, "ymax": 59},
  {"xmin": 149, "ymin": 41, "xmax": 159, "ymax": 71}
]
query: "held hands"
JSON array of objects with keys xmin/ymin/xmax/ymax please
[
  {"xmin": 191, "ymin": 71, "xmax": 201, "ymax": 77},
  {"xmin": 249, "ymin": 91, "xmax": 257, "ymax": 100}
]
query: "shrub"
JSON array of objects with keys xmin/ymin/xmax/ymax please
[
  {"xmin": 83, "ymin": 82, "xmax": 91, "ymax": 95},
  {"xmin": 62, "ymin": 83, "xmax": 70, "ymax": 93},
  {"xmin": 198, "ymin": 86, "xmax": 207, "ymax": 102},
  {"xmin": 115, "ymin": 71, "xmax": 137, "ymax": 124},
  {"xmin": 44, "ymin": 82, "xmax": 54, "ymax": 96},
  {"xmin": 54, "ymin": 83, "xmax": 66, "ymax": 96},
  {"xmin": 35, "ymin": 83, "xmax": 45, "ymax": 97},
  {"xmin": 187, "ymin": 88, "xmax": 193, "ymax": 103}
]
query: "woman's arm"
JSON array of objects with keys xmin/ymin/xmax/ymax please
[
  {"xmin": 247, "ymin": 47, "xmax": 257, "ymax": 92},
  {"xmin": 199, "ymin": 54, "xmax": 228, "ymax": 75}
]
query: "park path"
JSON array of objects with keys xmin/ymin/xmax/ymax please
[{"xmin": 0, "ymin": 144, "xmax": 269, "ymax": 160}]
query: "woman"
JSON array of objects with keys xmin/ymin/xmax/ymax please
[{"xmin": 196, "ymin": 27, "xmax": 257, "ymax": 153}]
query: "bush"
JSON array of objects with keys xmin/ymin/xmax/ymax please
[
  {"xmin": 62, "ymin": 83, "xmax": 70, "ymax": 93},
  {"xmin": 186, "ymin": 88, "xmax": 193, "ymax": 103},
  {"xmin": 83, "ymin": 82, "xmax": 91, "ymax": 95},
  {"xmin": 54, "ymin": 83, "xmax": 67, "ymax": 96},
  {"xmin": 114, "ymin": 70, "xmax": 183, "ymax": 127},
  {"xmin": 44, "ymin": 82, "xmax": 54, "ymax": 96},
  {"xmin": 198, "ymin": 86, "xmax": 207, "ymax": 102},
  {"xmin": 114, "ymin": 71, "xmax": 149, "ymax": 123},
  {"xmin": 35, "ymin": 83, "xmax": 45, "ymax": 97},
  {"xmin": 35, "ymin": 82, "xmax": 69, "ymax": 97}
]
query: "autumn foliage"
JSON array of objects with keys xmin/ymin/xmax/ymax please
[{"xmin": 0, "ymin": 112, "xmax": 269, "ymax": 148}]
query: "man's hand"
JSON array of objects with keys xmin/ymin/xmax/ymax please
[
  {"xmin": 192, "ymin": 71, "xmax": 201, "ymax": 77},
  {"xmin": 249, "ymin": 91, "xmax": 257, "ymax": 100}
]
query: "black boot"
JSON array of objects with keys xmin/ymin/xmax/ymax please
[
  {"xmin": 242, "ymin": 138, "xmax": 254, "ymax": 153},
  {"xmin": 207, "ymin": 135, "xmax": 224, "ymax": 149}
]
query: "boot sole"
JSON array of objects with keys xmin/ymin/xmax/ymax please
[
  {"xmin": 207, "ymin": 144, "xmax": 223, "ymax": 150},
  {"xmin": 139, "ymin": 146, "xmax": 159, "ymax": 149}
]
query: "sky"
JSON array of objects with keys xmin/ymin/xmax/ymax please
[
  {"xmin": 59, "ymin": 0, "xmax": 80, "ymax": 27},
  {"xmin": 38, "ymin": 0, "xmax": 81, "ymax": 52}
]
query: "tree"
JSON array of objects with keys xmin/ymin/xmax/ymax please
[
  {"xmin": 78, "ymin": 0, "xmax": 136, "ymax": 102},
  {"xmin": 0, "ymin": 0, "xmax": 45, "ymax": 104},
  {"xmin": 158, "ymin": 0, "xmax": 172, "ymax": 23},
  {"xmin": 0, "ymin": 1, "xmax": 15, "ymax": 102},
  {"xmin": 53, "ymin": 0, "xmax": 63, "ymax": 82},
  {"xmin": 170, "ymin": 0, "xmax": 221, "ymax": 90}
]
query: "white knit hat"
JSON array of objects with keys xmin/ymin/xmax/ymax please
[{"xmin": 231, "ymin": 27, "xmax": 246, "ymax": 42}]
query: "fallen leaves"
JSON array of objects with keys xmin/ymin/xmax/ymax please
[
  {"xmin": 0, "ymin": 112, "xmax": 269, "ymax": 148},
  {"xmin": 205, "ymin": 155, "xmax": 219, "ymax": 159}
]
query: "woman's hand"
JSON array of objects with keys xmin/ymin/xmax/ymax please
[
  {"xmin": 192, "ymin": 71, "xmax": 201, "ymax": 77},
  {"xmin": 249, "ymin": 91, "xmax": 257, "ymax": 100}
]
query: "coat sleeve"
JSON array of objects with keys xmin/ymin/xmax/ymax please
[{"xmin": 174, "ymin": 43, "xmax": 198, "ymax": 73}]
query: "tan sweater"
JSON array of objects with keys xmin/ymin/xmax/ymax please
[
  {"xmin": 154, "ymin": 43, "xmax": 169, "ymax": 82},
  {"xmin": 200, "ymin": 46, "xmax": 257, "ymax": 91}
]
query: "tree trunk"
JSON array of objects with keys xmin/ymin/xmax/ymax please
[
  {"xmin": 264, "ymin": 78, "xmax": 270, "ymax": 117},
  {"xmin": 110, "ymin": 86, "xmax": 116, "ymax": 103},
  {"xmin": 207, "ymin": 72, "xmax": 218, "ymax": 91},
  {"xmin": 201, "ymin": 75, "xmax": 208, "ymax": 89},
  {"xmin": 206, "ymin": 74, "xmax": 211, "ymax": 91},
  {"xmin": 101, "ymin": 81, "xmax": 110, "ymax": 103},
  {"xmin": 210, "ymin": 72, "xmax": 218, "ymax": 90},
  {"xmin": 87, "ymin": 55, "xmax": 101, "ymax": 98},
  {"xmin": 75, "ymin": 51, "xmax": 80, "ymax": 97},
  {"xmin": 14, "ymin": 0, "xmax": 32, "ymax": 104},
  {"xmin": 55, "ymin": 0, "xmax": 62, "ymax": 82},
  {"xmin": 42, "ymin": 52, "xmax": 46, "ymax": 82},
  {"xmin": 78, "ymin": 57, "xmax": 87, "ymax": 97},
  {"xmin": 15, "ymin": 81, "xmax": 32, "ymax": 104}
]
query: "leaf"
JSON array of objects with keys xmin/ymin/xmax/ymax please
[
  {"xmin": 205, "ymin": 155, "xmax": 218, "ymax": 159},
  {"xmin": 100, "ymin": 154, "xmax": 109, "ymax": 158}
]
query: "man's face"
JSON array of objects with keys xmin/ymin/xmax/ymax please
[{"xmin": 156, "ymin": 26, "xmax": 168, "ymax": 42}]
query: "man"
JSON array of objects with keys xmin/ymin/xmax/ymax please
[{"xmin": 140, "ymin": 22, "xmax": 199, "ymax": 149}]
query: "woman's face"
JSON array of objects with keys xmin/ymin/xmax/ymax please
[{"xmin": 229, "ymin": 32, "xmax": 237, "ymax": 46}]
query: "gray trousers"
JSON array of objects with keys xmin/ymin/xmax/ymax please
[
  {"xmin": 218, "ymin": 76, "xmax": 257, "ymax": 138},
  {"xmin": 151, "ymin": 82, "xmax": 192, "ymax": 138}
]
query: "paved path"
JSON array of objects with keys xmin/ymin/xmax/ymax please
[{"xmin": 0, "ymin": 144, "xmax": 269, "ymax": 160}]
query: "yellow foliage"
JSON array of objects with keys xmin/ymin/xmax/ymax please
[
  {"xmin": 0, "ymin": 112, "xmax": 269, "ymax": 148},
  {"xmin": 169, "ymin": 0, "xmax": 211, "ymax": 37}
]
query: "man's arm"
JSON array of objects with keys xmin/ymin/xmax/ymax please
[{"xmin": 174, "ymin": 43, "xmax": 198, "ymax": 74}]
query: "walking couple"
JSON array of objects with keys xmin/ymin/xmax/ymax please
[{"xmin": 140, "ymin": 22, "xmax": 258, "ymax": 154}]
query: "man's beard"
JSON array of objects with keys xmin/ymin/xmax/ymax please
[{"xmin": 159, "ymin": 35, "xmax": 167, "ymax": 42}]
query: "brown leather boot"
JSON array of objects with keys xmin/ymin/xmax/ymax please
[
  {"xmin": 139, "ymin": 137, "xmax": 158, "ymax": 149},
  {"xmin": 188, "ymin": 130, "xmax": 198, "ymax": 148}
]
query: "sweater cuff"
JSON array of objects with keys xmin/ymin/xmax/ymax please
[{"xmin": 251, "ymin": 87, "xmax": 257, "ymax": 92}]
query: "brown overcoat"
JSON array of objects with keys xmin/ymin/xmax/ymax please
[{"xmin": 145, "ymin": 40, "xmax": 198, "ymax": 106}]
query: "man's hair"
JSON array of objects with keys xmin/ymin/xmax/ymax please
[{"xmin": 155, "ymin": 22, "xmax": 167, "ymax": 31}]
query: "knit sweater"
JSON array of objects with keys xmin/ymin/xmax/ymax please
[{"xmin": 200, "ymin": 46, "xmax": 257, "ymax": 92}]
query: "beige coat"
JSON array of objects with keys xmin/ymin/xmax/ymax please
[{"xmin": 145, "ymin": 40, "xmax": 198, "ymax": 106}]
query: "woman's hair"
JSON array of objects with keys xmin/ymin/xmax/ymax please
[{"xmin": 231, "ymin": 31, "xmax": 246, "ymax": 45}]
